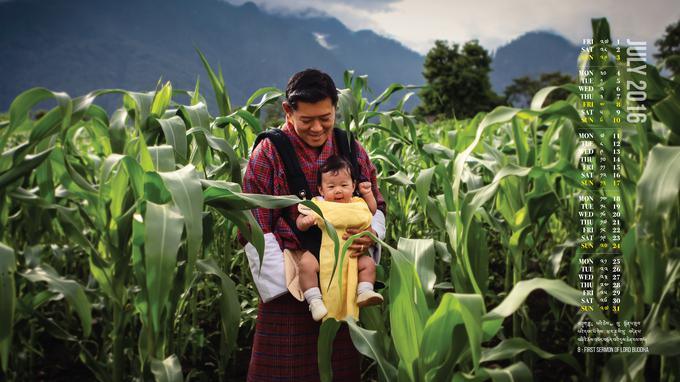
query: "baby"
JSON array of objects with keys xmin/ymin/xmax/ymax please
[{"xmin": 296, "ymin": 155, "xmax": 383, "ymax": 321}]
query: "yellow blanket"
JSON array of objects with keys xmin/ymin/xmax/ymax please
[{"xmin": 312, "ymin": 196, "xmax": 372, "ymax": 321}]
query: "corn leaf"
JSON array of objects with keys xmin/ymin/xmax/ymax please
[
  {"xmin": 143, "ymin": 201, "xmax": 184, "ymax": 333},
  {"xmin": 197, "ymin": 258, "xmax": 240, "ymax": 360},
  {"xmin": 346, "ymin": 317, "xmax": 397, "ymax": 381},
  {"xmin": 0, "ymin": 243, "xmax": 16, "ymax": 371},
  {"xmin": 21, "ymin": 264, "xmax": 92, "ymax": 337},
  {"xmin": 318, "ymin": 318, "xmax": 341, "ymax": 382},
  {"xmin": 150, "ymin": 354, "xmax": 184, "ymax": 382}
]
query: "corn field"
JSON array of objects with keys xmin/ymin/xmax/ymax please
[{"xmin": 0, "ymin": 18, "xmax": 678, "ymax": 382}]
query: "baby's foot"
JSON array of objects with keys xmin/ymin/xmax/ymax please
[
  {"xmin": 309, "ymin": 299, "xmax": 328, "ymax": 321},
  {"xmin": 357, "ymin": 290, "xmax": 384, "ymax": 307}
]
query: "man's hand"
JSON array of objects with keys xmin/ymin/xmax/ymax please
[{"xmin": 343, "ymin": 226, "xmax": 376, "ymax": 258}]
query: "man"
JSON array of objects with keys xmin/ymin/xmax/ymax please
[{"xmin": 241, "ymin": 69, "xmax": 387, "ymax": 381}]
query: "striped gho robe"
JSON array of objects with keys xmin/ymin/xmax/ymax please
[{"xmin": 240, "ymin": 122, "xmax": 387, "ymax": 381}]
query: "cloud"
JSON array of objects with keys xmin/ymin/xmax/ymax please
[
  {"xmin": 224, "ymin": 0, "xmax": 379, "ymax": 28},
  {"xmin": 370, "ymin": 0, "xmax": 680, "ymax": 54},
  {"xmin": 224, "ymin": 0, "xmax": 680, "ymax": 55},
  {"xmin": 313, "ymin": 32, "xmax": 336, "ymax": 50},
  {"xmin": 225, "ymin": 0, "xmax": 397, "ymax": 13},
  {"xmin": 319, "ymin": 0, "xmax": 399, "ymax": 11}
]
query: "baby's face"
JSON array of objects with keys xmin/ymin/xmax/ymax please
[{"xmin": 318, "ymin": 168, "xmax": 355, "ymax": 203}]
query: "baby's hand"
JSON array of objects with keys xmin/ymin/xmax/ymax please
[
  {"xmin": 298, "ymin": 214, "xmax": 317, "ymax": 230},
  {"xmin": 358, "ymin": 181, "xmax": 372, "ymax": 196}
]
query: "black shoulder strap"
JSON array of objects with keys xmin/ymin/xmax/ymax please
[
  {"xmin": 253, "ymin": 129, "xmax": 312, "ymax": 199},
  {"xmin": 333, "ymin": 128, "xmax": 366, "ymax": 193},
  {"xmin": 252, "ymin": 128, "xmax": 322, "ymax": 257}
]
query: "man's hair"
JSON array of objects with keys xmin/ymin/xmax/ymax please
[
  {"xmin": 286, "ymin": 69, "xmax": 338, "ymax": 110},
  {"xmin": 317, "ymin": 155, "xmax": 355, "ymax": 186}
]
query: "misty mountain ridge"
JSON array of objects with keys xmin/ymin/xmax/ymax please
[
  {"xmin": 0, "ymin": 0, "xmax": 424, "ymax": 112},
  {"xmin": 491, "ymin": 30, "xmax": 579, "ymax": 92},
  {"xmin": 2, "ymin": 0, "xmax": 586, "ymax": 114}
]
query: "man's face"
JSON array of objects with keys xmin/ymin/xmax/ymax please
[{"xmin": 283, "ymin": 97, "xmax": 335, "ymax": 148}]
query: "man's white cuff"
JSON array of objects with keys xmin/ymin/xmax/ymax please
[
  {"xmin": 244, "ymin": 233, "xmax": 287, "ymax": 303},
  {"xmin": 369, "ymin": 210, "xmax": 386, "ymax": 264}
]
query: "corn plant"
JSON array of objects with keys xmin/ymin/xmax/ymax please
[
  {"xmin": 0, "ymin": 58, "xmax": 295, "ymax": 380},
  {"xmin": 328, "ymin": 18, "xmax": 679, "ymax": 382},
  {"xmin": 0, "ymin": 18, "xmax": 678, "ymax": 382}
]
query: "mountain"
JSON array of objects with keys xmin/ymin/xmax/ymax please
[
  {"xmin": 490, "ymin": 31, "xmax": 579, "ymax": 93},
  {"xmin": 0, "ymin": 0, "xmax": 424, "ymax": 112}
]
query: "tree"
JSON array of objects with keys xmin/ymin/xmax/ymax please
[
  {"xmin": 416, "ymin": 40, "xmax": 503, "ymax": 120},
  {"xmin": 655, "ymin": 19, "xmax": 680, "ymax": 77},
  {"xmin": 504, "ymin": 72, "xmax": 574, "ymax": 108}
]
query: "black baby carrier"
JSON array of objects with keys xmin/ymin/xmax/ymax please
[{"xmin": 251, "ymin": 127, "xmax": 364, "ymax": 257}]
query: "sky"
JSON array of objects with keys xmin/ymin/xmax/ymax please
[{"xmin": 225, "ymin": 0, "xmax": 679, "ymax": 54}]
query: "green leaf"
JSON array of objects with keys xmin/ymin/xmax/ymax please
[
  {"xmin": 158, "ymin": 165, "xmax": 203, "ymax": 285},
  {"xmin": 234, "ymin": 109, "xmax": 263, "ymax": 134},
  {"xmin": 203, "ymin": 181, "xmax": 310, "ymax": 270},
  {"xmin": 466, "ymin": 219, "xmax": 489, "ymax": 295},
  {"xmin": 0, "ymin": 146, "xmax": 54, "ymax": 190},
  {"xmin": 197, "ymin": 258, "xmax": 240, "ymax": 359},
  {"xmin": 144, "ymin": 172, "xmax": 172, "ymax": 204},
  {"xmin": 108, "ymin": 108, "xmax": 128, "ymax": 154},
  {"xmin": 151, "ymin": 354, "xmax": 184, "ymax": 382},
  {"xmin": 636, "ymin": 145, "xmax": 680, "ymax": 234},
  {"xmin": 601, "ymin": 353, "xmax": 646, "ymax": 382},
  {"xmin": 483, "ymin": 278, "xmax": 608, "ymax": 339},
  {"xmin": 346, "ymin": 318, "xmax": 398, "ymax": 381},
  {"xmin": 156, "ymin": 116, "xmax": 188, "ymax": 162},
  {"xmin": 549, "ymin": 239, "xmax": 577, "ymax": 277},
  {"xmin": 318, "ymin": 318, "xmax": 341, "ymax": 382},
  {"xmin": 21, "ymin": 264, "xmax": 92, "ymax": 337},
  {"xmin": 122, "ymin": 156, "xmax": 146, "ymax": 200},
  {"xmin": 368, "ymin": 83, "xmax": 404, "ymax": 110},
  {"xmin": 129, "ymin": 133, "xmax": 155, "ymax": 172},
  {"xmin": 148, "ymin": 145, "xmax": 176, "ymax": 172},
  {"xmin": 646, "ymin": 327, "xmax": 680, "ymax": 356},
  {"xmin": 244, "ymin": 87, "xmax": 283, "ymax": 112},
  {"xmin": 422, "ymin": 143, "xmax": 456, "ymax": 159},
  {"xmin": 151, "ymin": 82, "xmax": 173, "ymax": 118},
  {"xmin": 143, "ymin": 201, "xmax": 184, "ymax": 333},
  {"xmin": 388, "ymin": 247, "xmax": 430, "ymax": 380},
  {"xmin": 3, "ymin": 88, "xmax": 72, "ymax": 152},
  {"xmin": 415, "ymin": 166, "xmax": 436, "ymax": 220},
  {"xmin": 453, "ymin": 107, "xmax": 520, "ymax": 206},
  {"xmin": 337, "ymin": 88, "xmax": 359, "ymax": 132},
  {"xmin": 478, "ymin": 361, "xmax": 533, "ymax": 382},
  {"xmin": 186, "ymin": 126, "xmax": 241, "ymax": 183},
  {"xmin": 62, "ymin": 149, "xmax": 97, "ymax": 193},
  {"xmin": 191, "ymin": 76, "xmax": 201, "ymax": 106},
  {"xmin": 481, "ymin": 337, "xmax": 581, "ymax": 373},
  {"xmin": 384, "ymin": 171, "xmax": 413, "ymax": 186},
  {"xmin": 0, "ymin": 243, "xmax": 16, "ymax": 371},
  {"xmin": 218, "ymin": 209, "xmax": 265, "ymax": 269},
  {"xmin": 397, "ymin": 238, "xmax": 436, "ymax": 304},
  {"xmin": 124, "ymin": 91, "xmax": 155, "ymax": 131},
  {"xmin": 203, "ymin": 185, "xmax": 302, "ymax": 210},
  {"xmin": 421, "ymin": 293, "xmax": 485, "ymax": 379},
  {"xmin": 635, "ymin": 145, "xmax": 679, "ymax": 302},
  {"xmin": 652, "ymin": 92, "xmax": 680, "ymax": 136},
  {"xmin": 178, "ymin": 102, "xmax": 211, "ymax": 132},
  {"xmin": 530, "ymin": 85, "xmax": 560, "ymax": 110},
  {"xmin": 195, "ymin": 47, "xmax": 230, "ymax": 116}
]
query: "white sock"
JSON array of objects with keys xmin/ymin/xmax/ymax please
[
  {"xmin": 357, "ymin": 282, "xmax": 374, "ymax": 295},
  {"xmin": 303, "ymin": 287, "xmax": 322, "ymax": 304}
]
